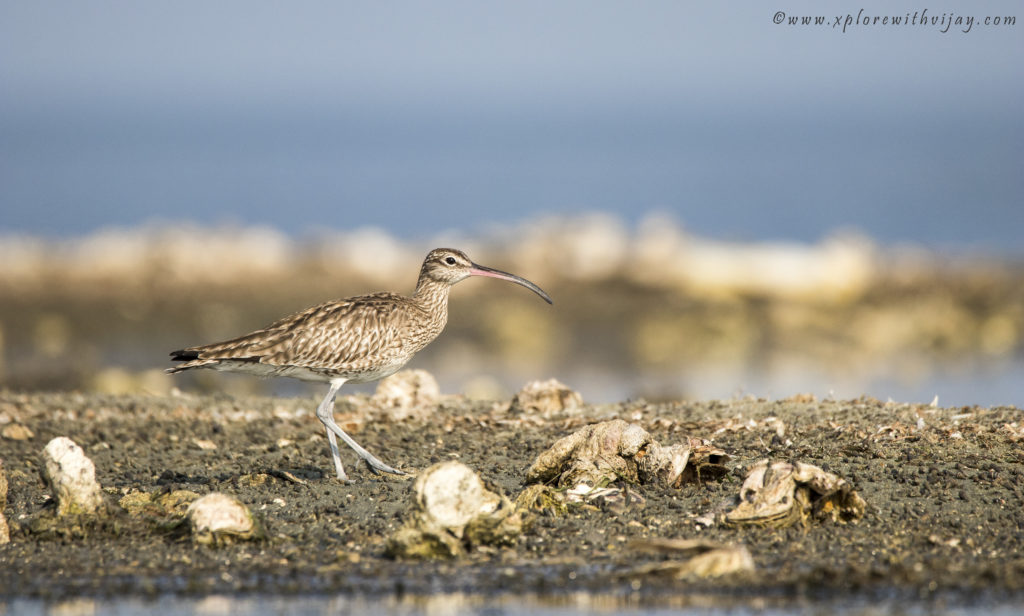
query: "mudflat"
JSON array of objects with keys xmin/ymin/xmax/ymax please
[{"xmin": 1, "ymin": 390, "xmax": 1022, "ymax": 607}]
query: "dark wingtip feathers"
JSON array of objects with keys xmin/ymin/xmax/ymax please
[{"xmin": 170, "ymin": 349, "xmax": 200, "ymax": 361}]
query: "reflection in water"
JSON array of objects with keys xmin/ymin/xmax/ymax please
[{"xmin": 6, "ymin": 593, "xmax": 1024, "ymax": 616}]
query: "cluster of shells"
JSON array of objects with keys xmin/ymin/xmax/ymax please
[{"xmin": 381, "ymin": 374, "xmax": 866, "ymax": 572}]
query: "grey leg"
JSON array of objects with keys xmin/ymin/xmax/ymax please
[
  {"xmin": 315, "ymin": 380, "xmax": 406, "ymax": 479},
  {"xmin": 316, "ymin": 382, "xmax": 350, "ymax": 481}
]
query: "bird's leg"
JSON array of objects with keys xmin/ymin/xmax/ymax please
[
  {"xmin": 316, "ymin": 380, "xmax": 406, "ymax": 479},
  {"xmin": 316, "ymin": 381, "xmax": 350, "ymax": 482}
]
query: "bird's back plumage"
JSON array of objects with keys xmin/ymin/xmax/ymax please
[{"xmin": 168, "ymin": 291, "xmax": 444, "ymax": 383}]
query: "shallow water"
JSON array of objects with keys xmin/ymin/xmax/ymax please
[{"xmin": 6, "ymin": 594, "xmax": 1024, "ymax": 616}]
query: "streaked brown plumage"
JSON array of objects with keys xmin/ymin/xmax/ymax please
[{"xmin": 168, "ymin": 248, "xmax": 552, "ymax": 481}]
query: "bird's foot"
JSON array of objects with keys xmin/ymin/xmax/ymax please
[{"xmin": 363, "ymin": 456, "xmax": 407, "ymax": 476}]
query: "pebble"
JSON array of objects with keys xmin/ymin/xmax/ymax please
[
  {"xmin": 186, "ymin": 492, "xmax": 259, "ymax": 545},
  {"xmin": 387, "ymin": 461, "xmax": 521, "ymax": 559},
  {"xmin": 414, "ymin": 461, "xmax": 500, "ymax": 532},
  {"xmin": 371, "ymin": 369, "xmax": 440, "ymax": 421},
  {"xmin": 510, "ymin": 379, "xmax": 583, "ymax": 418},
  {"xmin": 41, "ymin": 436, "xmax": 104, "ymax": 515},
  {"xmin": 1, "ymin": 424, "xmax": 34, "ymax": 441}
]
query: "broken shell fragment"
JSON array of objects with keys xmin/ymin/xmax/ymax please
[
  {"xmin": 510, "ymin": 379, "xmax": 583, "ymax": 418},
  {"xmin": 387, "ymin": 461, "xmax": 522, "ymax": 559},
  {"xmin": 628, "ymin": 538, "xmax": 755, "ymax": 578},
  {"xmin": 120, "ymin": 489, "xmax": 200, "ymax": 517},
  {"xmin": 723, "ymin": 459, "xmax": 866, "ymax": 528},
  {"xmin": 525, "ymin": 420, "xmax": 654, "ymax": 487},
  {"xmin": 186, "ymin": 492, "xmax": 261, "ymax": 545},
  {"xmin": 414, "ymin": 460, "xmax": 501, "ymax": 534},
  {"xmin": 370, "ymin": 369, "xmax": 441, "ymax": 421},
  {"xmin": 658, "ymin": 440, "xmax": 730, "ymax": 487},
  {"xmin": 42, "ymin": 437, "xmax": 104, "ymax": 516},
  {"xmin": 566, "ymin": 481, "xmax": 646, "ymax": 513},
  {"xmin": 0, "ymin": 458, "xmax": 8, "ymax": 544},
  {"xmin": 514, "ymin": 484, "xmax": 569, "ymax": 517},
  {"xmin": 515, "ymin": 479, "xmax": 647, "ymax": 517},
  {"xmin": 525, "ymin": 419, "xmax": 728, "ymax": 489},
  {"xmin": 463, "ymin": 496, "xmax": 522, "ymax": 548}
]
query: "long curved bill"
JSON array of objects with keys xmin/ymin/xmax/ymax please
[{"xmin": 469, "ymin": 262, "xmax": 554, "ymax": 304}]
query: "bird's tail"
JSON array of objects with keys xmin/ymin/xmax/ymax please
[{"xmin": 167, "ymin": 349, "xmax": 214, "ymax": 374}]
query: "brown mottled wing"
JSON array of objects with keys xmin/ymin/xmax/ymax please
[
  {"xmin": 169, "ymin": 293, "xmax": 413, "ymax": 375},
  {"xmin": 261, "ymin": 295, "xmax": 411, "ymax": 373}
]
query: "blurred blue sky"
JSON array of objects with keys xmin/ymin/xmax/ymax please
[{"xmin": 1, "ymin": 1, "xmax": 1022, "ymax": 251}]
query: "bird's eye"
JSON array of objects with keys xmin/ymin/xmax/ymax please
[{"xmin": 445, "ymin": 256, "xmax": 457, "ymax": 265}]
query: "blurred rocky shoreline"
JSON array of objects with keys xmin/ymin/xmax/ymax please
[{"xmin": 1, "ymin": 215, "xmax": 1021, "ymax": 404}]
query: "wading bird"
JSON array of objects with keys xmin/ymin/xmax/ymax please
[{"xmin": 168, "ymin": 248, "xmax": 552, "ymax": 481}]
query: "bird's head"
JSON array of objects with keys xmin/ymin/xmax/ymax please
[{"xmin": 419, "ymin": 248, "xmax": 553, "ymax": 304}]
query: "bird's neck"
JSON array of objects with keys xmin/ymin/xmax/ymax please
[{"xmin": 412, "ymin": 278, "xmax": 452, "ymax": 330}]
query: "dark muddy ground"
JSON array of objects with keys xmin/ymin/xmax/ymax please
[{"xmin": 1, "ymin": 389, "xmax": 1023, "ymax": 609}]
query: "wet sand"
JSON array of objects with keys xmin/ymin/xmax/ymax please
[{"xmin": 1, "ymin": 390, "xmax": 1023, "ymax": 608}]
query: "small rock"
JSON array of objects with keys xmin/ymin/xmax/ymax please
[
  {"xmin": 236, "ymin": 473, "xmax": 271, "ymax": 487},
  {"xmin": 371, "ymin": 369, "xmax": 440, "ymax": 421},
  {"xmin": 186, "ymin": 492, "xmax": 261, "ymax": 545},
  {"xmin": 42, "ymin": 437, "xmax": 104, "ymax": 516},
  {"xmin": 1001, "ymin": 423, "xmax": 1024, "ymax": 442},
  {"xmin": 722, "ymin": 459, "xmax": 867, "ymax": 528},
  {"xmin": 415, "ymin": 461, "xmax": 501, "ymax": 532},
  {"xmin": 784, "ymin": 393, "xmax": 817, "ymax": 404},
  {"xmin": 387, "ymin": 461, "xmax": 521, "ymax": 559},
  {"xmin": 2, "ymin": 424, "xmax": 34, "ymax": 441},
  {"xmin": 192, "ymin": 438, "xmax": 217, "ymax": 450},
  {"xmin": 510, "ymin": 379, "xmax": 583, "ymax": 418}
]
